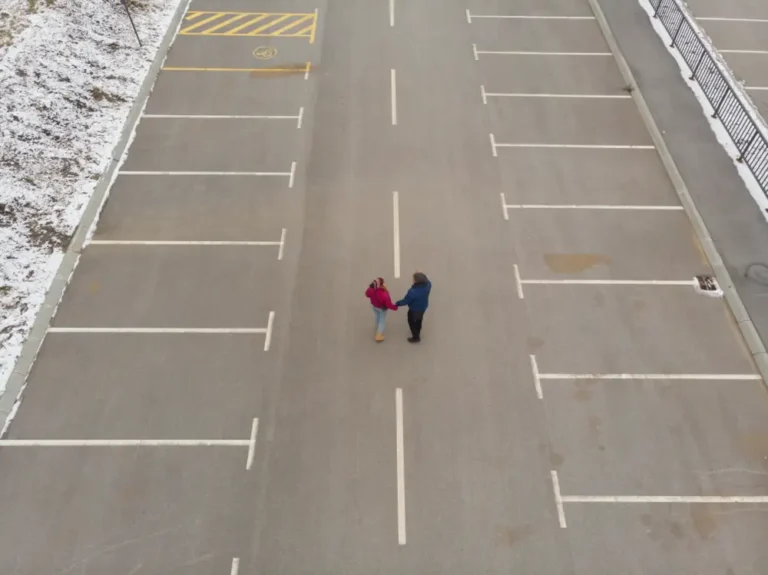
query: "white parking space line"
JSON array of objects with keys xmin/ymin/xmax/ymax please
[
  {"xmin": 142, "ymin": 112, "xmax": 303, "ymax": 121},
  {"xmin": 305, "ymin": 62, "xmax": 311, "ymax": 80},
  {"xmin": 482, "ymin": 86, "xmax": 631, "ymax": 100},
  {"xmin": 551, "ymin": 470, "xmax": 768, "ymax": 529},
  {"xmin": 391, "ymin": 69, "xmax": 398, "ymax": 126},
  {"xmin": 297, "ymin": 106, "xmax": 304, "ymax": 129},
  {"xmin": 530, "ymin": 355, "xmax": 543, "ymax": 399},
  {"xmin": 390, "ymin": 0, "xmax": 394, "ymax": 26},
  {"xmin": 491, "ymin": 137, "xmax": 655, "ymax": 151},
  {"xmin": 89, "ymin": 241, "xmax": 280, "ymax": 246},
  {"xmin": 289, "ymin": 161, "xmax": 297, "ymax": 188},
  {"xmin": 467, "ymin": 11, "xmax": 594, "ymax": 22},
  {"xmin": 90, "ymin": 236, "xmax": 286, "ymax": 249},
  {"xmin": 697, "ymin": 17, "xmax": 768, "ymax": 23},
  {"xmin": 564, "ymin": 495, "xmax": 768, "ymax": 502},
  {"xmin": 395, "ymin": 388, "xmax": 406, "ymax": 545},
  {"xmin": 278, "ymin": 227, "xmax": 287, "ymax": 261},
  {"xmin": 489, "ymin": 133, "xmax": 497, "ymax": 157},
  {"xmin": 512, "ymin": 266, "xmax": 702, "ymax": 299},
  {"xmin": 393, "ymin": 191, "xmax": 401, "ymax": 278},
  {"xmin": 264, "ymin": 310, "xmax": 275, "ymax": 352},
  {"xmin": 500, "ymin": 193, "xmax": 509, "ymax": 220},
  {"xmin": 246, "ymin": 418, "xmax": 259, "ymax": 470},
  {"xmin": 520, "ymin": 279, "xmax": 695, "ymax": 286},
  {"xmin": 475, "ymin": 47, "xmax": 612, "ymax": 57},
  {"xmin": 502, "ymin": 203, "xmax": 683, "ymax": 211},
  {"xmin": 530, "ymin": 356, "xmax": 760, "ymax": 399},
  {"xmin": 539, "ymin": 372, "xmax": 761, "ymax": 381},
  {"xmin": 0, "ymin": 439, "xmax": 252, "ymax": 446},
  {"xmin": 746, "ymin": 87, "xmax": 768, "ymax": 91},
  {"xmin": 119, "ymin": 170, "xmax": 295, "ymax": 179},
  {"xmin": 231, "ymin": 558, "xmax": 240, "ymax": 575},
  {"xmin": 0, "ymin": 418, "xmax": 259, "ymax": 464},
  {"xmin": 720, "ymin": 49, "xmax": 768, "ymax": 55},
  {"xmin": 513, "ymin": 263, "xmax": 524, "ymax": 298},
  {"xmin": 550, "ymin": 471, "xmax": 567, "ymax": 528},
  {"xmin": 49, "ymin": 327, "xmax": 271, "ymax": 334}
]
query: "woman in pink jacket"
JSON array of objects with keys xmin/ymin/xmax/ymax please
[{"xmin": 365, "ymin": 277, "xmax": 398, "ymax": 342}]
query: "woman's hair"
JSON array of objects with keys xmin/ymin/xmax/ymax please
[
  {"xmin": 372, "ymin": 277, "xmax": 387, "ymax": 290},
  {"xmin": 413, "ymin": 272, "xmax": 428, "ymax": 284}
]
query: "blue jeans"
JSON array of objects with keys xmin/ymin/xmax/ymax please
[{"xmin": 372, "ymin": 306, "xmax": 388, "ymax": 334}]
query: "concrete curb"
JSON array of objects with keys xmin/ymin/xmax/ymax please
[
  {"xmin": 0, "ymin": 0, "xmax": 192, "ymax": 437},
  {"xmin": 587, "ymin": 0, "xmax": 768, "ymax": 385}
]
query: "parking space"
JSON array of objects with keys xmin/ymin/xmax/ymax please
[
  {"xmin": 496, "ymin": 147, "xmax": 679, "ymax": 204},
  {"xmin": 469, "ymin": 1, "xmax": 768, "ymax": 570},
  {"xmin": 473, "ymin": 19, "xmax": 608, "ymax": 53},
  {"xmin": 164, "ymin": 36, "xmax": 313, "ymax": 74},
  {"xmin": 565, "ymin": 505, "xmax": 768, "ymax": 573},
  {"xmin": 95, "ymin": 176, "xmax": 294, "ymax": 241},
  {"xmin": 0, "ymin": 449, "xmax": 252, "ymax": 575},
  {"xmin": 685, "ymin": 0, "xmax": 768, "ymax": 118},
  {"xmin": 7, "ymin": 334, "xmax": 270, "ymax": 439},
  {"xmin": 526, "ymin": 288, "xmax": 752, "ymax": 373},
  {"xmin": 503, "ymin": 210, "xmax": 706, "ymax": 278},
  {"xmin": 468, "ymin": 0, "xmax": 593, "ymax": 17},
  {"xmin": 477, "ymin": 55, "xmax": 626, "ymax": 95},
  {"xmin": 120, "ymin": 119, "xmax": 298, "ymax": 173},
  {"xmin": 543, "ymin": 378, "xmax": 768, "ymax": 494},
  {"xmin": 51, "ymin": 246, "xmax": 279, "ymax": 327},
  {"xmin": 488, "ymin": 98, "xmax": 651, "ymax": 146},
  {"xmin": 145, "ymin": 72, "xmax": 308, "ymax": 115}
]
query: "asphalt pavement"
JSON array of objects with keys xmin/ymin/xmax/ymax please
[{"xmin": 0, "ymin": 0, "xmax": 767, "ymax": 573}]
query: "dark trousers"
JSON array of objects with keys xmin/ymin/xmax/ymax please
[{"xmin": 407, "ymin": 310, "xmax": 425, "ymax": 339}]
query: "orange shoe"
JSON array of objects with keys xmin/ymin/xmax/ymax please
[{"xmin": 375, "ymin": 333, "xmax": 385, "ymax": 342}]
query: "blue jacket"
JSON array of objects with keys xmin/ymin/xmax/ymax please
[{"xmin": 396, "ymin": 281, "xmax": 432, "ymax": 312}]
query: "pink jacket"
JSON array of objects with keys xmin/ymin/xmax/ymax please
[{"xmin": 365, "ymin": 286, "xmax": 398, "ymax": 311}]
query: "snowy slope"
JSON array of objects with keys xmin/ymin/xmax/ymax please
[{"xmin": 0, "ymin": 0, "xmax": 180, "ymax": 395}]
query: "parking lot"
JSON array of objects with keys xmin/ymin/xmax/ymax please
[{"xmin": 0, "ymin": 0, "xmax": 767, "ymax": 573}]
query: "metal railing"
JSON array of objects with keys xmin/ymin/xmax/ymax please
[{"xmin": 649, "ymin": 0, "xmax": 768, "ymax": 196}]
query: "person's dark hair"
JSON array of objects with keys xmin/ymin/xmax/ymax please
[{"xmin": 413, "ymin": 272, "xmax": 428, "ymax": 284}]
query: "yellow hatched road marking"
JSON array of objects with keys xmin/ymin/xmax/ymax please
[
  {"xmin": 179, "ymin": 11, "xmax": 317, "ymax": 39},
  {"xmin": 271, "ymin": 14, "xmax": 313, "ymax": 36},
  {"xmin": 228, "ymin": 14, "xmax": 269, "ymax": 35},
  {"xmin": 203, "ymin": 13, "xmax": 250, "ymax": 34},
  {"xmin": 180, "ymin": 12, "xmax": 223, "ymax": 33},
  {"xmin": 249, "ymin": 14, "xmax": 292, "ymax": 35},
  {"xmin": 291, "ymin": 25, "xmax": 314, "ymax": 38}
]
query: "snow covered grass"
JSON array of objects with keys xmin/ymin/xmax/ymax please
[
  {"xmin": 0, "ymin": 0, "xmax": 180, "ymax": 395},
  {"xmin": 638, "ymin": 0, "xmax": 768, "ymax": 218}
]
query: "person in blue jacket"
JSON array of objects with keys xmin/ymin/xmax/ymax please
[{"xmin": 396, "ymin": 271, "xmax": 431, "ymax": 343}]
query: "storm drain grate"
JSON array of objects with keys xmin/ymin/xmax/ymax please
[{"xmin": 694, "ymin": 275, "xmax": 722, "ymax": 297}]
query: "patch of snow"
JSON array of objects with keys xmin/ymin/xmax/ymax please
[
  {"xmin": 0, "ymin": 0, "xmax": 180, "ymax": 396},
  {"xmin": 638, "ymin": 0, "xmax": 768, "ymax": 221}
]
